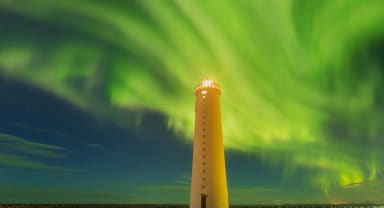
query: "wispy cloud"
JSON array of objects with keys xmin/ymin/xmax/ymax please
[
  {"xmin": 0, "ymin": 153, "xmax": 83, "ymax": 172},
  {"xmin": 6, "ymin": 122, "xmax": 68, "ymax": 137},
  {"xmin": 0, "ymin": 133, "xmax": 65, "ymax": 158},
  {"xmin": 0, "ymin": 133, "xmax": 83, "ymax": 172}
]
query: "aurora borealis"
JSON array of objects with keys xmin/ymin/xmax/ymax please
[{"xmin": 0, "ymin": 0, "xmax": 384, "ymax": 204}]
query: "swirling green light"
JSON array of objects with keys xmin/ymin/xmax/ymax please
[{"xmin": 0, "ymin": 0, "xmax": 384, "ymax": 196}]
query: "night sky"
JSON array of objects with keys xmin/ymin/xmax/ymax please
[{"xmin": 0, "ymin": 0, "xmax": 384, "ymax": 204}]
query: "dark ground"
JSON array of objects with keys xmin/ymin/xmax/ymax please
[{"xmin": 0, "ymin": 204, "xmax": 382, "ymax": 208}]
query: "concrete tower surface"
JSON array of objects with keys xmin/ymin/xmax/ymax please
[{"xmin": 190, "ymin": 79, "xmax": 229, "ymax": 208}]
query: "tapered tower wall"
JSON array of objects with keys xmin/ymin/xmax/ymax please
[{"xmin": 190, "ymin": 80, "xmax": 228, "ymax": 208}]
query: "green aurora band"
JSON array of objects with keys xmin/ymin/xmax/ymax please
[{"xmin": 0, "ymin": 0, "xmax": 384, "ymax": 195}]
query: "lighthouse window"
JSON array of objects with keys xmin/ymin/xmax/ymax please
[{"xmin": 203, "ymin": 148, "xmax": 206, "ymax": 151}]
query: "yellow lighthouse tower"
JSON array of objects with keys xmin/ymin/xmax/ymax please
[{"xmin": 190, "ymin": 79, "xmax": 229, "ymax": 208}]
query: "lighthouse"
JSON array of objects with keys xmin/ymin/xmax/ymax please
[{"xmin": 190, "ymin": 79, "xmax": 229, "ymax": 208}]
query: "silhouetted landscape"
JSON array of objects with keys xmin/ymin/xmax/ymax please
[{"xmin": 0, "ymin": 204, "xmax": 383, "ymax": 208}]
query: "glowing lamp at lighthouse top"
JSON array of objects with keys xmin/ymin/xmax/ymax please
[{"xmin": 194, "ymin": 79, "xmax": 221, "ymax": 96}]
